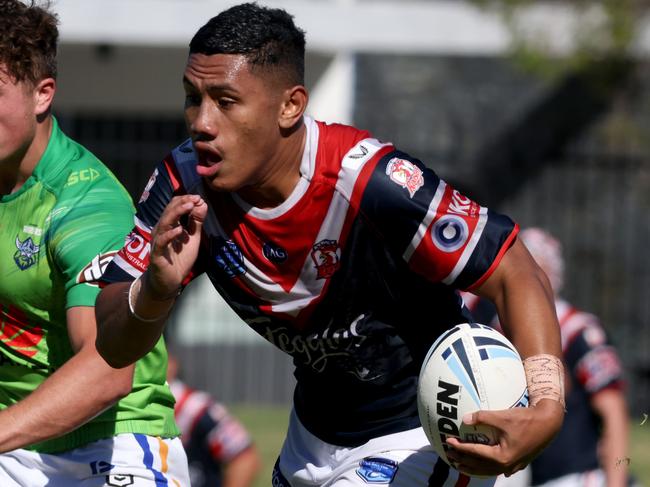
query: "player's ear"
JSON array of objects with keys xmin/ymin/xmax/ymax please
[
  {"xmin": 33, "ymin": 77, "xmax": 56, "ymax": 117},
  {"xmin": 279, "ymin": 85, "xmax": 308, "ymax": 130}
]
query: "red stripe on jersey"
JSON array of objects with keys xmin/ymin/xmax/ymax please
[
  {"xmin": 466, "ymin": 223, "xmax": 519, "ymax": 291},
  {"xmin": 454, "ymin": 473, "xmax": 471, "ymax": 487},
  {"xmin": 288, "ymin": 144, "xmax": 394, "ymax": 327},
  {"xmin": 407, "ymin": 185, "xmax": 470, "ymax": 282},
  {"xmin": 163, "ymin": 156, "xmax": 182, "ymax": 192},
  {"xmin": 115, "ymin": 227, "xmax": 152, "ymax": 274}
]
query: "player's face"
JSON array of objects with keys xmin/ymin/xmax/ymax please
[
  {"xmin": 0, "ymin": 66, "xmax": 39, "ymax": 167},
  {"xmin": 183, "ymin": 53, "xmax": 289, "ymax": 195}
]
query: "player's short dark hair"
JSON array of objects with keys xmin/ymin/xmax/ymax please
[
  {"xmin": 0, "ymin": 0, "xmax": 59, "ymax": 84},
  {"xmin": 190, "ymin": 2, "xmax": 306, "ymax": 86}
]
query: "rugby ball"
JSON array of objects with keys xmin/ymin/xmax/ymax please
[{"xmin": 417, "ymin": 323, "xmax": 528, "ymax": 471}]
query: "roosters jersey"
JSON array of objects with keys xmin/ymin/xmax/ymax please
[
  {"xmin": 171, "ymin": 380, "xmax": 254, "ymax": 487},
  {"xmin": 102, "ymin": 117, "xmax": 518, "ymax": 446}
]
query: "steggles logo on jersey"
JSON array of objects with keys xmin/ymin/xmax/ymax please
[
  {"xmin": 311, "ymin": 239, "xmax": 341, "ymax": 279},
  {"xmin": 255, "ymin": 314, "xmax": 373, "ymax": 376},
  {"xmin": 13, "ymin": 235, "xmax": 40, "ymax": 270},
  {"xmin": 213, "ymin": 237, "xmax": 246, "ymax": 278},
  {"xmin": 263, "ymin": 242, "xmax": 288, "ymax": 263},
  {"xmin": 385, "ymin": 157, "xmax": 424, "ymax": 198},
  {"xmin": 431, "ymin": 215, "xmax": 469, "ymax": 253},
  {"xmin": 77, "ymin": 251, "xmax": 118, "ymax": 286}
]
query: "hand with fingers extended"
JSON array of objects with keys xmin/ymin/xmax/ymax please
[
  {"xmin": 146, "ymin": 194, "xmax": 208, "ymax": 298},
  {"xmin": 445, "ymin": 398, "xmax": 564, "ymax": 478}
]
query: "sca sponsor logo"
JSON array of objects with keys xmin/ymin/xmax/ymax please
[
  {"xmin": 77, "ymin": 251, "xmax": 118, "ymax": 286},
  {"xmin": 385, "ymin": 157, "xmax": 424, "ymax": 198},
  {"xmin": 66, "ymin": 168, "xmax": 100, "ymax": 186},
  {"xmin": 311, "ymin": 239, "xmax": 340, "ymax": 279},
  {"xmin": 14, "ymin": 235, "xmax": 40, "ymax": 270},
  {"xmin": 356, "ymin": 457, "xmax": 399, "ymax": 484}
]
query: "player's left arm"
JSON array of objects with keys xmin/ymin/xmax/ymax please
[
  {"xmin": 591, "ymin": 388, "xmax": 630, "ymax": 487},
  {"xmin": 446, "ymin": 238, "xmax": 564, "ymax": 477},
  {"xmin": 223, "ymin": 446, "xmax": 262, "ymax": 487},
  {"xmin": 0, "ymin": 306, "xmax": 134, "ymax": 452}
]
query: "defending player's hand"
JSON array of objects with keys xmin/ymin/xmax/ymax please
[
  {"xmin": 146, "ymin": 194, "xmax": 207, "ymax": 298},
  {"xmin": 445, "ymin": 398, "xmax": 564, "ymax": 478}
]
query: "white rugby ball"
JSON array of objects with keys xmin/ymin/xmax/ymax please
[{"xmin": 417, "ymin": 323, "xmax": 528, "ymax": 471}]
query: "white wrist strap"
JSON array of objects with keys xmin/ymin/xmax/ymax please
[{"xmin": 127, "ymin": 275, "xmax": 170, "ymax": 323}]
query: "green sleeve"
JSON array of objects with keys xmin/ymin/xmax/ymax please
[{"xmin": 49, "ymin": 176, "xmax": 135, "ymax": 308}]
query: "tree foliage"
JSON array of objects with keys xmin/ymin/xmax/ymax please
[{"xmin": 471, "ymin": 0, "xmax": 644, "ymax": 78}]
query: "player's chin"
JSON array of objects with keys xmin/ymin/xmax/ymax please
[{"xmin": 201, "ymin": 175, "xmax": 237, "ymax": 193}]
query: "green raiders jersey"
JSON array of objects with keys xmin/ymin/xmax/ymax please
[{"xmin": 0, "ymin": 117, "xmax": 179, "ymax": 453}]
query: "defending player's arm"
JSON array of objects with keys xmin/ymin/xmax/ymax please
[
  {"xmin": 445, "ymin": 238, "xmax": 564, "ymax": 477},
  {"xmin": 572, "ymin": 324, "xmax": 629, "ymax": 487},
  {"xmin": 96, "ymin": 158, "xmax": 208, "ymax": 368},
  {"xmin": 0, "ymin": 306, "xmax": 134, "ymax": 452}
]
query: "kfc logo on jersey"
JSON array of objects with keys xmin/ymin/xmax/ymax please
[
  {"xmin": 77, "ymin": 251, "xmax": 118, "ymax": 286},
  {"xmin": 431, "ymin": 215, "xmax": 469, "ymax": 253},
  {"xmin": 311, "ymin": 239, "xmax": 341, "ymax": 279},
  {"xmin": 448, "ymin": 189, "xmax": 478, "ymax": 218},
  {"xmin": 385, "ymin": 157, "xmax": 424, "ymax": 198}
]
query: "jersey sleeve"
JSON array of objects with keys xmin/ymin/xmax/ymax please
[
  {"xmin": 564, "ymin": 316, "xmax": 625, "ymax": 395},
  {"xmin": 48, "ymin": 169, "xmax": 135, "ymax": 308},
  {"xmin": 199, "ymin": 402, "xmax": 254, "ymax": 463},
  {"xmin": 358, "ymin": 149, "xmax": 518, "ymax": 290},
  {"xmin": 100, "ymin": 153, "xmax": 183, "ymax": 285}
]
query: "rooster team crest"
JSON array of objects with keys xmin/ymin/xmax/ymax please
[
  {"xmin": 385, "ymin": 157, "xmax": 424, "ymax": 198},
  {"xmin": 311, "ymin": 239, "xmax": 341, "ymax": 279},
  {"xmin": 14, "ymin": 235, "xmax": 40, "ymax": 270}
]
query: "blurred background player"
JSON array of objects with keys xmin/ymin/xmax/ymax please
[
  {"xmin": 0, "ymin": 1, "xmax": 188, "ymax": 484},
  {"xmin": 466, "ymin": 227, "xmax": 634, "ymax": 487},
  {"xmin": 95, "ymin": 3, "xmax": 566, "ymax": 485},
  {"xmin": 167, "ymin": 352, "xmax": 261, "ymax": 487}
]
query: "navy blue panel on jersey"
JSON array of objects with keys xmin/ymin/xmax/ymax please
[
  {"xmin": 359, "ymin": 150, "xmax": 441, "ymax": 257},
  {"xmin": 136, "ymin": 161, "xmax": 176, "ymax": 230},
  {"xmin": 453, "ymin": 209, "xmax": 516, "ymax": 290}
]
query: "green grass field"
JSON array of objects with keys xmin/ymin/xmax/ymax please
[{"xmin": 231, "ymin": 405, "xmax": 650, "ymax": 487}]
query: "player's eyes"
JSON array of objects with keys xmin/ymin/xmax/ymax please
[
  {"xmin": 217, "ymin": 98, "xmax": 235, "ymax": 109},
  {"xmin": 184, "ymin": 93, "xmax": 201, "ymax": 106}
]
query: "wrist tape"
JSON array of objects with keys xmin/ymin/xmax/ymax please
[{"xmin": 523, "ymin": 354, "xmax": 566, "ymax": 409}]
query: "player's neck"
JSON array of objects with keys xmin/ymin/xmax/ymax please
[
  {"xmin": 237, "ymin": 121, "xmax": 307, "ymax": 209},
  {"xmin": 0, "ymin": 116, "xmax": 53, "ymax": 196}
]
